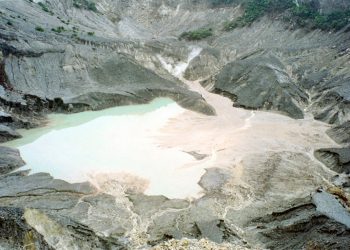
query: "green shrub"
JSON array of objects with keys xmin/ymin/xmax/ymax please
[
  {"xmin": 292, "ymin": 2, "xmax": 350, "ymax": 30},
  {"xmin": 35, "ymin": 26, "xmax": 44, "ymax": 32},
  {"xmin": 179, "ymin": 28, "xmax": 213, "ymax": 41},
  {"xmin": 38, "ymin": 2, "xmax": 54, "ymax": 15},
  {"xmin": 51, "ymin": 26, "xmax": 65, "ymax": 33},
  {"xmin": 224, "ymin": 0, "xmax": 350, "ymax": 31},
  {"xmin": 243, "ymin": 0, "xmax": 269, "ymax": 23},
  {"xmin": 87, "ymin": 2, "xmax": 97, "ymax": 11},
  {"xmin": 59, "ymin": 19, "xmax": 70, "ymax": 25},
  {"xmin": 224, "ymin": 0, "xmax": 273, "ymax": 30},
  {"xmin": 316, "ymin": 11, "xmax": 350, "ymax": 30},
  {"xmin": 87, "ymin": 31, "xmax": 94, "ymax": 36},
  {"xmin": 73, "ymin": 0, "xmax": 97, "ymax": 12},
  {"xmin": 210, "ymin": 0, "xmax": 236, "ymax": 7},
  {"xmin": 38, "ymin": 2, "xmax": 49, "ymax": 12}
]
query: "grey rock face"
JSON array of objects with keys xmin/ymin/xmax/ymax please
[
  {"xmin": 0, "ymin": 111, "xmax": 12, "ymax": 123},
  {"xmin": 144, "ymin": 195, "xmax": 242, "ymax": 246},
  {"xmin": 0, "ymin": 0, "xmax": 218, "ymax": 138},
  {"xmin": 0, "ymin": 146, "xmax": 25, "ymax": 175},
  {"xmin": 198, "ymin": 168, "xmax": 231, "ymax": 192},
  {"xmin": 211, "ymin": 55, "xmax": 307, "ymax": 119},
  {"xmin": 0, "ymin": 0, "xmax": 350, "ymax": 249},
  {"xmin": 184, "ymin": 48, "xmax": 221, "ymax": 81},
  {"xmin": 0, "ymin": 207, "xmax": 53, "ymax": 250},
  {"xmin": 313, "ymin": 189, "xmax": 350, "ymax": 228},
  {"xmin": 3, "ymin": 42, "xmax": 213, "ymax": 115},
  {"xmin": 0, "ymin": 171, "xmax": 127, "ymax": 249},
  {"xmin": 184, "ymin": 151, "xmax": 208, "ymax": 160},
  {"xmin": 0, "ymin": 125, "xmax": 21, "ymax": 142},
  {"xmin": 250, "ymin": 202, "xmax": 350, "ymax": 250},
  {"xmin": 315, "ymin": 147, "xmax": 350, "ymax": 173},
  {"xmin": 0, "ymin": 152, "xmax": 347, "ymax": 249},
  {"xmin": 0, "ymin": 0, "xmax": 349, "ymax": 130},
  {"xmin": 327, "ymin": 121, "xmax": 350, "ymax": 144},
  {"xmin": 309, "ymin": 71, "xmax": 350, "ymax": 125}
]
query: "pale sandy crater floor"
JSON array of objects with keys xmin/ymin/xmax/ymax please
[{"xmin": 6, "ymin": 48, "xmax": 338, "ymax": 202}]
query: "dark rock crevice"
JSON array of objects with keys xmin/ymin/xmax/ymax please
[{"xmin": 0, "ymin": 207, "xmax": 53, "ymax": 250}]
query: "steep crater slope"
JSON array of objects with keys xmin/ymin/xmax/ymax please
[
  {"xmin": 0, "ymin": 0, "xmax": 224, "ymax": 138},
  {"xmin": 0, "ymin": 0, "xmax": 350, "ymax": 249},
  {"xmin": 188, "ymin": 18, "xmax": 350, "ymax": 122}
]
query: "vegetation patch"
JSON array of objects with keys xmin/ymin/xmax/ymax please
[
  {"xmin": 291, "ymin": 3, "xmax": 350, "ymax": 31},
  {"xmin": 71, "ymin": 33, "xmax": 78, "ymax": 39},
  {"xmin": 57, "ymin": 16, "xmax": 70, "ymax": 25},
  {"xmin": 209, "ymin": 0, "xmax": 236, "ymax": 7},
  {"xmin": 224, "ymin": 0, "xmax": 293, "ymax": 30},
  {"xmin": 179, "ymin": 28, "xmax": 213, "ymax": 41},
  {"xmin": 51, "ymin": 26, "xmax": 65, "ymax": 33},
  {"xmin": 224, "ymin": 0, "xmax": 350, "ymax": 31},
  {"xmin": 73, "ymin": 0, "xmax": 97, "ymax": 12},
  {"xmin": 35, "ymin": 26, "xmax": 45, "ymax": 32},
  {"xmin": 38, "ymin": 2, "xmax": 54, "ymax": 15}
]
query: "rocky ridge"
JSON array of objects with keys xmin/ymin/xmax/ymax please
[{"xmin": 0, "ymin": 0, "xmax": 350, "ymax": 249}]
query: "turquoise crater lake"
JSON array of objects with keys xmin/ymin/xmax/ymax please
[{"xmin": 4, "ymin": 98, "xmax": 205, "ymax": 199}]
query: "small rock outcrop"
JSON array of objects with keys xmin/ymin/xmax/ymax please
[
  {"xmin": 0, "ymin": 146, "xmax": 25, "ymax": 175},
  {"xmin": 0, "ymin": 0, "xmax": 350, "ymax": 249},
  {"xmin": 315, "ymin": 148, "xmax": 350, "ymax": 173}
]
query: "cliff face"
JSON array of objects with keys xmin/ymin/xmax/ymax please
[
  {"xmin": 1, "ymin": 0, "xmax": 350, "ymax": 129},
  {"xmin": 0, "ymin": 0, "xmax": 350, "ymax": 249}
]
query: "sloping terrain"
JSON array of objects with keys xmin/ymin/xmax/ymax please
[{"xmin": 0, "ymin": 0, "xmax": 350, "ymax": 249}]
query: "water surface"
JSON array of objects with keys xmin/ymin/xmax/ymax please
[{"xmin": 4, "ymin": 98, "xmax": 205, "ymax": 199}]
